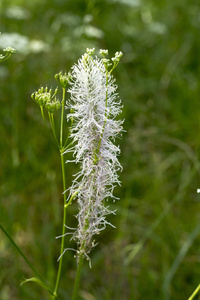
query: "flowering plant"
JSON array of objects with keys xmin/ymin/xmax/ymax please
[{"xmin": 1, "ymin": 48, "xmax": 123, "ymax": 299}]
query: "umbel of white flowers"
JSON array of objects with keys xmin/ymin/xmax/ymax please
[{"xmin": 65, "ymin": 48, "xmax": 123, "ymax": 261}]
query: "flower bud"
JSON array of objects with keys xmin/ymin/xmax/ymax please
[
  {"xmin": 31, "ymin": 87, "xmax": 59, "ymax": 109},
  {"xmin": 112, "ymin": 51, "xmax": 123, "ymax": 63},
  {"xmin": 55, "ymin": 71, "xmax": 71, "ymax": 89},
  {"xmin": 86, "ymin": 48, "xmax": 95, "ymax": 55},
  {"xmin": 101, "ymin": 58, "xmax": 112, "ymax": 71},
  {"xmin": 45, "ymin": 98, "xmax": 61, "ymax": 113},
  {"xmin": 99, "ymin": 49, "xmax": 108, "ymax": 57}
]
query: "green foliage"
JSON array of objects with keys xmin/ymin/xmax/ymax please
[
  {"xmin": 1, "ymin": 0, "xmax": 200, "ymax": 299},
  {"xmin": 20, "ymin": 277, "xmax": 53, "ymax": 296}
]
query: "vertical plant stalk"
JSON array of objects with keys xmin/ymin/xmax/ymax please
[
  {"xmin": 48, "ymin": 112, "xmax": 59, "ymax": 147},
  {"xmin": 71, "ymin": 254, "xmax": 84, "ymax": 300},
  {"xmin": 40, "ymin": 106, "xmax": 45, "ymax": 122},
  {"xmin": 53, "ymin": 88, "xmax": 67, "ymax": 299},
  {"xmin": 60, "ymin": 88, "xmax": 66, "ymax": 148},
  {"xmin": 53, "ymin": 154, "xmax": 67, "ymax": 299}
]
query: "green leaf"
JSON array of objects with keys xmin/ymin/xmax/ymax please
[
  {"xmin": 0, "ymin": 224, "xmax": 45, "ymax": 283},
  {"xmin": 21, "ymin": 277, "xmax": 54, "ymax": 296}
]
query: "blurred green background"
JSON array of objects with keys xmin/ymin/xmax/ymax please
[{"xmin": 1, "ymin": 0, "xmax": 200, "ymax": 299}]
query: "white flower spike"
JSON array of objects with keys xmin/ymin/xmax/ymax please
[{"xmin": 66, "ymin": 48, "xmax": 123, "ymax": 260}]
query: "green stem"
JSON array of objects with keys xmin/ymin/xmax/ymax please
[
  {"xmin": 0, "ymin": 53, "xmax": 11, "ymax": 63},
  {"xmin": 52, "ymin": 153, "xmax": 67, "ymax": 299},
  {"xmin": 52, "ymin": 86, "xmax": 68, "ymax": 299},
  {"xmin": 60, "ymin": 88, "xmax": 66, "ymax": 148},
  {"xmin": 71, "ymin": 254, "xmax": 84, "ymax": 300},
  {"xmin": 109, "ymin": 60, "xmax": 119, "ymax": 75},
  {"xmin": 48, "ymin": 112, "xmax": 59, "ymax": 147},
  {"xmin": 63, "ymin": 141, "xmax": 73, "ymax": 152},
  {"xmin": 0, "ymin": 224, "xmax": 52, "ymax": 293},
  {"xmin": 63, "ymin": 110, "xmax": 72, "ymax": 149},
  {"xmin": 40, "ymin": 106, "xmax": 45, "ymax": 123},
  {"xmin": 188, "ymin": 284, "xmax": 200, "ymax": 300},
  {"xmin": 65, "ymin": 189, "xmax": 79, "ymax": 209}
]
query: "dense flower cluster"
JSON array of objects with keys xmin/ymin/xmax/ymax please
[
  {"xmin": 31, "ymin": 87, "xmax": 61, "ymax": 113},
  {"xmin": 65, "ymin": 49, "xmax": 123, "ymax": 259}
]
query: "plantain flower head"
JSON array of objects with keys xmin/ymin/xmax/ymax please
[{"xmin": 65, "ymin": 48, "xmax": 123, "ymax": 261}]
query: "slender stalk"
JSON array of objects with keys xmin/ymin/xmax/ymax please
[
  {"xmin": 60, "ymin": 88, "xmax": 66, "ymax": 148},
  {"xmin": 52, "ymin": 154, "xmax": 67, "ymax": 299},
  {"xmin": 71, "ymin": 254, "xmax": 84, "ymax": 300},
  {"xmin": 52, "ymin": 87, "xmax": 67, "ymax": 299},
  {"xmin": 0, "ymin": 224, "xmax": 53, "ymax": 295},
  {"xmin": 65, "ymin": 189, "xmax": 80, "ymax": 209},
  {"xmin": 48, "ymin": 112, "xmax": 59, "ymax": 147},
  {"xmin": 0, "ymin": 53, "xmax": 11, "ymax": 63},
  {"xmin": 64, "ymin": 108, "xmax": 74, "ymax": 149},
  {"xmin": 188, "ymin": 284, "xmax": 200, "ymax": 300},
  {"xmin": 40, "ymin": 106, "xmax": 45, "ymax": 122}
]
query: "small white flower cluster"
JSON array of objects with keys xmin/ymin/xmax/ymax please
[
  {"xmin": 66, "ymin": 49, "xmax": 123, "ymax": 259},
  {"xmin": 0, "ymin": 46, "xmax": 15, "ymax": 63},
  {"xmin": 99, "ymin": 49, "xmax": 108, "ymax": 56},
  {"xmin": 3, "ymin": 46, "xmax": 16, "ymax": 53},
  {"xmin": 112, "ymin": 51, "xmax": 123, "ymax": 62}
]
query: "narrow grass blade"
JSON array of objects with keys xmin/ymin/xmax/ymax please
[
  {"xmin": 0, "ymin": 224, "xmax": 53, "ymax": 295},
  {"xmin": 188, "ymin": 284, "xmax": 200, "ymax": 300},
  {"xmin": 163, "ymin": 224, "xmax": 200, "ymax": 300},
  {"xmin": 21, "ymin": 277, "xmax": 54, "ymax": 296}
]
